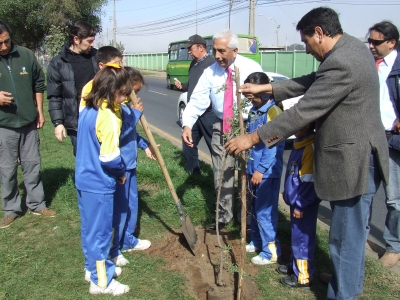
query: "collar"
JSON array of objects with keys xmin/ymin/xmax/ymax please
[
  {"xmin": 383, "ymin": 49, "xmax": 398, "ymax": 70},
  {"xmin": 194, "ymin": 53, "xmax": 209, "ymax": 67},
  {"xmin": 250, "ymin": 99, "xmax": 275, "ymax": 114},
  {"xmin": 294, "ymin": 134, "xmax": 315, "ymax": 149}
]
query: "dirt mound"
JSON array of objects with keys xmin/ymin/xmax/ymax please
[{"xmin": 148, "ymin": 227, "xmax": 260, "ymax": 300}]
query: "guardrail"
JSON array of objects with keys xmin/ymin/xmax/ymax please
[{"xmin": 123, "ymin": 51, "xmax": 319, "ymax": 78}]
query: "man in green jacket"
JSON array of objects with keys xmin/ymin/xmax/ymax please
[{"xmin": 0, "ymin": 20, "xmax": 56, "ymax": 229}]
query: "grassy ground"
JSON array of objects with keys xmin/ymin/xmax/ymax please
[{"xmin": 0, "ymin": 101, "xmax": 399, "ymax": 300}]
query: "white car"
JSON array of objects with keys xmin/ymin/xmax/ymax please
[{"xmin": 177, "ymin": 72, "xmax": 301, "ymax": 133}]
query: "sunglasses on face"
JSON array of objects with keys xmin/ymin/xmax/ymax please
[{"xmin": 367, "ymin": 38, "xmax": 388, "ymax": 46}]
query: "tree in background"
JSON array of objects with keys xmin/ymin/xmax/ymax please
[
  {"xmin": 97, "ymin": 39, "xmax": 126, "ymax": 54},
  {"xmin": 0, "ymin": 0, "xmax": 107, "ymax": 51},
  {"xmin": 287, "ymin": 43, "xmax": 305, "ymax": 51}
]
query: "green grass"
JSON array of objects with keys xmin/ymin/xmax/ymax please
[{"xmin": 0, "ymin": 100, "xmax": 399, "ymax": 299}]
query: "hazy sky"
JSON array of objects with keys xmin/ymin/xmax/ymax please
[{"xmin": 100, "ymin": 0, "xmax": 400, "ymax": 53}]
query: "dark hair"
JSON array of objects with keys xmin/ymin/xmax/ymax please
[
  {"xmin": 124, "ymin": 67, "xmax": 145, "ymax": 87},
  {"xmin": 96, "ymin": 46, "xmax": 122, "ymax": 64},
  {"xmin": 369, "ymin": 21, "xmax": 399, "ymax": 50},
  {"xmin": 244, "ymin": 72, "xmax": 271, "ymax": 85},
  {"xmin": 296, "ymin": 7, "xmax": 343, "ymax": 37},
  {"xmin": 85, "ymin": 66, "xmax": 132, "ymax": 112},
  {"xmin": 69, "ymin": 21, "xmax": 96, "ymax": 45},
  {"xmin": 0, "ymin": 20, "xmax": 11, "ymax": 35}
]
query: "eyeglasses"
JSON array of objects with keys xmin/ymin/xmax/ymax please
[
  {"xmin": 188, "ymin": 45, "xmax": 198, "ymax": 52},
  {"xmin": 367, "ymin": 38, "xmax": 388, "ymax": 46}
]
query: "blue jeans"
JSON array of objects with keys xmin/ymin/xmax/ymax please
[
  {"xmin": 383, "ymin": 147, "xmax": 400, "ymax": 253},
  {"xmin": 327, "ymin": 153, "xmax": 381, "ymax": 300},
  {"xmin": 67, "ymin": 129, "xmax": 77, "ymax": 157}
]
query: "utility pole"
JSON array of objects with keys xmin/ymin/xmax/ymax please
[
  {"xmin": 229, "ymin": 0, "xmax": 233, "ymax": 29},
  {"xmin": 249, "ymin": 0, "xmax": 255, "ymax": 36},
  {"xmin": 196, "ymin": 0, "xmax": 198, "ymax": 34},
  {"xmin": 113, "ymin": 0, "xmax": 117, "ymax": 47}
]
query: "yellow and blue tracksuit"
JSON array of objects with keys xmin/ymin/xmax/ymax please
[
  {"xmin": 110, "ymin": 100, "xmax": 149, "ymax": 257},
  {"xmin": 282, "ymin": 134, "xmax": 321, "ymax": 285},
  {"xmin": 75, "ymin": 100, "xmax": 125, "ymax": 288},
  {"xmin": 246, "ymin": 100, "xmax": 284, "ymax": 262}
]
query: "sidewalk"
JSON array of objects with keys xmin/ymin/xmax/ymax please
[
  {"xmin": 146, "ymin": 122, "xmax": 400, "ymax": 276},
  {"xmin": 140, "ymin": 70, "xmax": 166, "ymax": 78}
]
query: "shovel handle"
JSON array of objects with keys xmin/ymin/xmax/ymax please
[{"xmin": 129, "ymin": 91, "xmax": 186, "ymax": 219}]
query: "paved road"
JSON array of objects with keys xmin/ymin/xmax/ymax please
[{"xmin": 139, "ymin": 75, "xmax": 387, "ymax": 250}]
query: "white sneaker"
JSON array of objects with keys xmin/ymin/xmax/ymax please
[
  {"xmin": 122, "ymin": 239, "xmax": 151, "ymax": 252},
  {"xmin": 111, "ymin": 254, "xmax": 130, "ymax": 267},
  {"xmin": 84, "ymin": 267, "xmax": 122, "ymax": 282},
  {"xmin": 251, "ymin": 254, "xmax": 277, "ymax": 265},
  {"xmin": 89, "ymin": 279, "xmax": 130, "ymax": 296},
  {"xmin": 246, "ymin": 243, "xmax": 261, "ymax": 253}
]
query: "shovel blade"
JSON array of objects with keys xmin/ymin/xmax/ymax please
[{"xmin": 181, "ymin": 215, "xmax": 198, "ymax": 254}]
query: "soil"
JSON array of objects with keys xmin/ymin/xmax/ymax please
[{"xmin": 148, "ymin": 227, "xmax": 261, "ymax": 300}]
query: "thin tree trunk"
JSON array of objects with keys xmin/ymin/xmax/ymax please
[{"xmin": 234, "ymin": 66, "xmax": 246, "ymax": 300}]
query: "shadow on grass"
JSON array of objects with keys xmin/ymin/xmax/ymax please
[
  {"xmin": 17, "ymin": 167, "xmax": 73, "ymax": 212},
  {"xmin": 172, "ymin": 148, "xmax": 216, "ymax": 227}
]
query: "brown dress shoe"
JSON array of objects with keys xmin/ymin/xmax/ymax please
[
  {"xmin": 379, "ymin": 252, "xmax": 400, "ymax": 268},
  {"xmin": 0, "ymin": 215, "xmax": 19, "ymax": 229},
  {"xmin": 29, "ymin": 208, "xmax": 56, "ymax": 217}
]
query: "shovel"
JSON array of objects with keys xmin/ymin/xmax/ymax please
[{"xmin": 129, "ymin": 91, "xmax": 198, "ymax": 253}]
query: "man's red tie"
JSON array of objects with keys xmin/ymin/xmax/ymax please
[
  {"xmin": 375, "ymin": 58, "xmax": 384, "ymax": 70},
  {"xmin": 222, "ymin": 68, "xmax": 234, "ymax": 134}
]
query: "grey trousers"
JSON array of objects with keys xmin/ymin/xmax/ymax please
[
  {"xmin": 0, "ymin": 122, "xmax": 46, "ymax": 216},
  {"xmin": 211, "ymin": 119, "xmax": 235, "ymax": 223}
]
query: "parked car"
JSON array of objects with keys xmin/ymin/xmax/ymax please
[{"xmin": 177, "ymin": 72, "xmax": 301, "ymax": 140}]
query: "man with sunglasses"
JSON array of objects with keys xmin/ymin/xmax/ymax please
[
  {"xmin": 175, "ymin": 35, "xmax": 215, "ymax": 175},
  {"xmin": 368, "ymin": 21, "xmax": 400, "ymax": 268}
]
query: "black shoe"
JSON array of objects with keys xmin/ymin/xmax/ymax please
[
  {"xmin": 276, "ymin": 264, "xmax": 294, "ymax": 275},
  {"xmin": 281, "ymin": 274, "xmax": 310, "ymax": 289},
  {"xmin": 208, "ymin": 222, "xmax": 227, "ymax": 230}
]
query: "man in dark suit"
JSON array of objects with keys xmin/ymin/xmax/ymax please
[
  {"xmin": 174, "ymin": 34, "xmax": 215, "ymax": 175},
  {"xmin": 225, "ymin": 7, "xmax": 389, "ymax": 300}
]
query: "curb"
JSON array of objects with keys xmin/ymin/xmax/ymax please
[{"xmin": 144, "ymin": 121, "xmax": 400, "ymax": 276}]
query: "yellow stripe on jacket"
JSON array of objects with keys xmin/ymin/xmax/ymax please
[
  {"xmin": 266, "ymin": 105, "xmax": 283, "ymax": 122},
  {"xmin": 96, "ymin": 100, "xmax": 123, "ymax": 162},
  {"xmin": 80, "ymin": 80, "xmax": 93, "ymax": 113}
]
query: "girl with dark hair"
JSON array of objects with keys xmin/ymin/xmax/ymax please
[
  {"xmin": 243, "ymin": 72, "xmax": 285, "ymax": 266},
  {"xmin": 109, "ymin": 67, "xmax": 156, "ymax": 266},
  {"xmin": 75, "ymin": 64, "xmax": 131, "ymax": 296}
]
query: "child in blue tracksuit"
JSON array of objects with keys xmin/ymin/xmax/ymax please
[
  {"xmin": 278, "ymin": 122, "xmax": 321, "ymax": 289},
  {"xmin": 75, "ymin": 64, "xmax": 132, "ymax": 296},
  {"xmin": 243, "ymin": 72, "xmax": 285, "ymax": 265},
  {"xmin": 110, "ymin": 67, "xmax": 156, "ymax": 267}
]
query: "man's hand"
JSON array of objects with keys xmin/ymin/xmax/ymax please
[
  {"xmin": 393, "ymin": 119, "xmax": 400, "ymax": 134},
  {"xmin": 144, "ymin": 145, "xmax": 158, "ymax": 160},
  {"xmin": 251, "ymin": 170, "xmax": 263, "ymax": 186},
  {"xmin": 54, "ymin": 124, "xmax": 67, "ymax": 142},
  {"xmin": 182, "ymin": 126, "xmax": 194, "ymax": 147},
  {"xmin": 131, "ymin": 97, "xmax": 144, "ymax": 112},
  {"xmin": 238, "ymin": 83, "xmax": 272, "ymax": 99},
  {"xmin": 224, "ymin": 131, "xmax": 261, "ymax": 156},
  {"xmin": 0, "ymin": 91, "xmax": 13, "ymax": 106},
  {"xmin": 293, "ymin": 209, "xmax": 303, "ymax": 219},
  {"xmin": 36, "ymin": 112, "xmax": 45, "ymax": 129},
  {"xmin": 174, "ymin": 79, "xmax": 182, "ymax": 90},
  {"xmin": 117, "ymin": 173, "xmax": 127, "ymax": 184}
]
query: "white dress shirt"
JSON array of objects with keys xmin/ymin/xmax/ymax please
[
  {"xmin": 182, "ymin": 54, "xmax": 263, "ymax": 129},
  {"xmin": 378, "ymin": 49, "xmax": 398, "ymax": 130}
]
